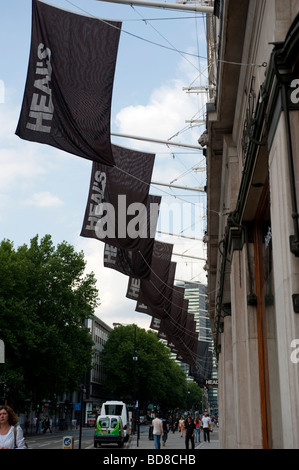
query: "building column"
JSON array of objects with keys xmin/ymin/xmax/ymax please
[
  {"xmin": 219, "ymin": 315, "xmax": 236, "ymax": 448},
  {"xmin": 230, "ymin": 248, "xmax": 263, "ymax": 448},
  {"xmin": 268, "ymin": 113, "xmax": 299, "ymax": 448}
]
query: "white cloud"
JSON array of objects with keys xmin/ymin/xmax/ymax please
[
  {"xmin": 23, "ymin": 191, "xmax": 63, "ymax": 208},
  {"xmin": 0, "ymin": 104, "xmax": 55, "ymax": 192},
  {"xmin": 0, "ymin": 146, "xmax": 48, "ymax": 191},
  {"xmin": 115, "ymin": 79, "xmax": 199, "ymax": 151}
]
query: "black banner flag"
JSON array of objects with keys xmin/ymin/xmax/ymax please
[
  {"xmin": 189, "ymin": 341, "xmax": 213, "ymax": 386},
  {"xmin": 16, "ymin": 0, "xmax": 121, "ymax": 166},
  {"xmin": 150, "ymin": 283, "xmax": 198, "ymax": 366},
  {"xmin": 126, "ymin": 242, "xmax": 173, "ymax": 317},
  {"xmin": 135, "ymin": 241, "xmax": 173, "ymax": 314},
  {"xmin": 157, "ymin": 285, "xmax": 184, "ymax": 341},
  {"xmin": 80, "ymin": 144, "xmax": 156, "ymax": 251},
  {"xmin": 103, "ymin": 195, "xmax": 161, "ymax": 279}
]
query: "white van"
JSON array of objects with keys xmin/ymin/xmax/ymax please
[
  {"xmin": 100, "ymin": 401, "xmax": 129, "ymax": 440},
  {"xmin": 94, "ymin": 415, "xmax": 125, "ymax": 448}
]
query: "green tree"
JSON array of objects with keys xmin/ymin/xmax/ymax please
[
  {"xmin": 0, "ymin": 235, "xmax": 99, "ymax": 410},
  {"xmin": 102, "ymin": 324, "xmax": 187, "ymax": 410},
  {"xmin": 186, "ymin": 381, "xmax": 203, "ymax": 412}
]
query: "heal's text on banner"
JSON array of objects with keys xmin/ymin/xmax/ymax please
[
  {"xmin": 16, "ymin": 0, "xmax": 121, "ymax": 166},
  {"xmin": 80, "ymin": 144, "xmax": 156, "ymax": 252}
]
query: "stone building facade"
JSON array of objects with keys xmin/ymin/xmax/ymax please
[{"xmin": 206, "ymin": 0, "xmax": 299, "ymax": 448}]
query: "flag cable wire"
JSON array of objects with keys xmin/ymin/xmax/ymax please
[
  {"xmin": 112, "ymin": 163, "xmax": 205, "ymax": 208},
  {"xmin": 112, "ymin": 163, "xmax": 207, "ymax": 254},
  {"xmin": 159, "ymin": 313, "xmax": 214, "ymax": 371},
  {"xmin": 169, "ymin": 157, "xmax": 206, "ymax": 185},
  {"xmin": 57, "ymin": 0, "xmax": 207, "ymax": 352},
  {"xmin": 63, "ymin": 0, "xmax": 208, "ymax": 61},
  {"xmin": 110, "ymin": 162, "xmax": 219, "ymax": 234},
  {"xmin": 110, "ymin": 161, "xmax": 207, "ymax": 280},
  {"xmin": 158, "ymin": 311, "xmax": 212, "ymax": 371},
  {"xmin": 60, "ymin": 2, "xmax": 209, "ymax": 203},
  {"xmin": 130, "ymin": 4, "xmax": 202, "ymax": 73},
  {"xmin": 136, "ymin": 250, "xmax": 207, "ymax": 337}
]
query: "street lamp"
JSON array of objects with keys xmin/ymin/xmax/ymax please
[
  {"xmin": 113, "ymin": 322, "xmax": 140, "ymax": 447},
  {"xmin": 78, "ymin": 384, "xmax": 86, "ymax": 450},
  {"xmin": 132, "ymin": 324, "xmax": 140, "ymax": 447}
]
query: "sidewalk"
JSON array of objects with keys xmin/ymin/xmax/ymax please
[{"xmin": 127, "ymin": 425, "xmax": 219, "ymax": 450}]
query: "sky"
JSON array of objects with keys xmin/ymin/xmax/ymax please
[{"xmin": 0, "ymin": 0, "xmax": 209, "ymax": 330}]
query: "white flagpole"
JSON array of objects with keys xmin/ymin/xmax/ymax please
[
  {"xmin": 94, "ymin": 0, "xmax": 214, "ymax": 14},
  {"xmin": 111, "ymin": 132, "xmax": 203, "ymax": 150},
  {"xmin": 173, "ymin": 252, "xmax": 206, "ymax": 261},
  {"xmin": 151, "ymin": 181, "xmax": 205, "ymax": 192}
]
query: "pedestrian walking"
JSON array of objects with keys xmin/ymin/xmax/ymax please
[
  {"xmin": 152, "ymin": 413, "xmax": 163, "ymax": 449},
  {"xmin": 194, "ymin": 415, "xmax": 201, "ymax": 443},
  {"xmin": 0, "ymin": 405, "xmax": 28, "ymax": 449},
  {"xmin": 201, "ymin": 411, "xmax": 212, "ymax": 443},
  {"xmin": 172, "ymin": 417, "xmax": 178, "ymax": 433},
  {"xmin": 162, "ymin": 417, "xmax": 169, "ymax": 446},
  {"xmin": 179, "ymin": 416, "xmax": 185, "ymax": 437},
  {"xmin": 38, "ymin": 417, "xmax": 42, "ymax": 434},
  {"xmin": 34, "ymin": 416, "xmax": 38, "ymax": 433},
  {"xmin": 184, "ymin": 415, "xmax": 196, "ymax": 450},
  {"xmin": 43, "ymin": 416, "xmax": 52, "ymax": 433}
]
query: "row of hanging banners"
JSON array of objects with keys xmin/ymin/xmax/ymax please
[{"xmin": 15, "ymin": 0, "xmax": 212, "ymax": 385}]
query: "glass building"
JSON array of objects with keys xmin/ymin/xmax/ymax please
[{"xmin": 177, "ymin": 281, "xmax": 218, "ymax": 414}]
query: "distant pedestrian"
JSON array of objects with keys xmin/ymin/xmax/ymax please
[
  {"xmin": 179, "ymin": 416, "xmax": 185, "ymax": 437},
  {"xmin": 201, "ymin": 412, "xmax": 212, "ymax": 442},
  {"xmin": 43, "ymin": 416, "xmax": 52, "ymax": 433},
  {"xmin": 162, "ymin": 417, "xmax": 169, "ymax": 446},
  {"xmin": 172, "ymin": 417, "xmax": 178, "ymax": 433},
  {"xmin": 152, "ymin": 413, "xmax": 163, "ymax": 449},
  {"xmin": 37, "ymin": 417, "xmax": 42, "ymax": 434},
  {"xmin": 194, "ymin": 416, "xmax": 201, "ymax": 443},
  {"xmin": 34, "ymin": 416, "xmax": 38, "ymax": 433},
  {"xmin": 184, "ymin": 416, "xmax": 196, "ymax": 450}
]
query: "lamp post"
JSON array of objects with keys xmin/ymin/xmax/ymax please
[
  {"xmin": 78, "ymin": 384, "xmax": 86, "ymax": 450},
  {"xmin": 113, "ymin": 322, "xmax": 139, "ymax": 447},
  {"xmin": 132, "ymin": 324, "xmax": 139, "ymax": 447}
]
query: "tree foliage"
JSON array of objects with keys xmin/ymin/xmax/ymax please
[
  {"xmin": 186, "ymin": 380, "xmax": 203, "ymax": 411},
  {"xmin": 0, "ymin": 235, "xmax": 99, "ymax": 410},
  {"xmin": 102, "ymin": 324, "xmax": 187, "ymax": 410}
]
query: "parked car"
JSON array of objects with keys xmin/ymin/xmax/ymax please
[{"xmin": 94, "ymin": 415, "xmax": 125, "ymax": 448}]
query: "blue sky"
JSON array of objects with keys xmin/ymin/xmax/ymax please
[{"xmin": 0, "ymin": 0, "xmax": 208, "ymax": 329}]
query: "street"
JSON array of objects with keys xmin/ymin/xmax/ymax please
[
  {"xmin": 26, "ymin": 427, "xmax": 97, "ymax": 450},
  {"xmin": 24, "ymin": 423, "xmax": 219, "ymax": 450},
  {"xmin": 25, "ymin": 426, "xmax": 137, "ymax": 450}
]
